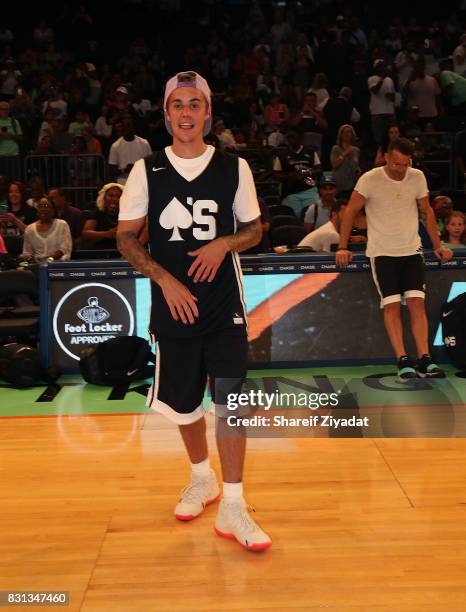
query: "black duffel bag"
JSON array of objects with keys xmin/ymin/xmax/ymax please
[
  {"xmin": 0, "ymin": 343, "xmax": 60, "ymax": 388},
  {"xmin": 79, "ymin": 336, "xmax": 155, "ymax": 386},
  {"xmin": 442, "ymin": 292, "xmax": 466, "ymax": 371}
]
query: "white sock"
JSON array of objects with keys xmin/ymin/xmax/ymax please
[
  {"xmin": 223, "ymin": 481, "xmax": 243, "ymax": 499},
  {"xmin": 191, "ymin": 457, "xmax": 210, "ymax": 477}
]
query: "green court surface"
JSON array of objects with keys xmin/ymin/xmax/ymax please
[{"xmin": 1, "ymin": 365, "xmax": 465, "ymax": 419}]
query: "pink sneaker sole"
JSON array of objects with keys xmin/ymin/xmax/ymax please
[
  {"xmin": 175, "ymin": 494, "xmax": 220, "ymax": 521},
  {"xmin": 214, "ymin": 526, "xmax": 272, "ymax": 551}
]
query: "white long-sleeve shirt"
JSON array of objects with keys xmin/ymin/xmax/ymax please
[{"xmin": 22, "ymin": 219, "xmax": 72, "ymax": 260}]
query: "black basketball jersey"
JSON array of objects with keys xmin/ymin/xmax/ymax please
[{"xmin": 145, "ymin": 149, "xmax": 247, "ymax": 339}]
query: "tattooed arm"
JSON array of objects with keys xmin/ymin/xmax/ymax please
[
  {"xmin": 117, "ymin": 218, "xmax": 199, "ymax": 324},
  {"xmin": 187, "ymin": 216, "xmax": 262, "ymax": 283}
]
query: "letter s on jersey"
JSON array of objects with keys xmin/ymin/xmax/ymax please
[{"xmin": 192, "ymin": 200, "xmax": 218, "ymax": 240}]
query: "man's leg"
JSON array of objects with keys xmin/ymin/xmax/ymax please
[
  {"xmin": 146, "ymin": 337, "xmax": 219, "ymax": 521},
  {"xmin": 371, "ymin": 256, "xmax": 417, "ymax": 380},
  {"xmin": 383, "ymin": 301, "xmax": 406, "ymax": 359},
  {"xmin": 406, "ymin": 297, "xmax": 429, "ymax": 357},
  {"xmin": 208, "ymin": 329, "xmax": 272, "ymax": 550},
  {"xmin": 215, "ymin": 421, "xmax": 246, "ymax": 483},
  {"xmin": 179, "ymin": 416, "xmax": 208, "ymax": 464}
]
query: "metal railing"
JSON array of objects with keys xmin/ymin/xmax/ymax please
[
  {"xmin": 24, "ymin": 154, "xmax": 106, "ymax": 208},
  {"xmin": 0, "ymin": 154, "xmax": 107, "ymax": 208}
]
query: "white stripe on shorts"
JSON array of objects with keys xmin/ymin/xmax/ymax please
[
  {"xmin": 369, "ymin": 257, "xmax": 401, "ymax": 308},
  {"xmin": 145, "ymin": 341, "xmax": 206, "ymax": 425}
]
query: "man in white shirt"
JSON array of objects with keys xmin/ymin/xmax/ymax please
[
  {"xmin": 336, "ymin": 138, "xmax": 452, "ymax": 380},
  {"xmin": 117, "ymin": 70, "xmax": 271, "ymax": 551},
  {"xmin": 299, "ymin": 200, "xmax": 346, "ymax": 251},
  {"xmin": 368, "ymin": 60, "xmax": 396, "ymax": 145},
  {"xmin": 108, "ymin": 118, "xmax": 152, "ymax": 184}
]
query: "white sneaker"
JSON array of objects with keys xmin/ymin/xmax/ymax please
[
  {"xmin": 214, "ymin": 498, "xmax": 272, "ymax": 551},
  {"xmin": 174, "ymin": 469, "xmax": 220, "ymax": 521}
]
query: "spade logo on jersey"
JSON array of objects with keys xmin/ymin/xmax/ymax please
[{"xmin": 159, "ymin": 197, "xmax": 218, "ymax": 241}]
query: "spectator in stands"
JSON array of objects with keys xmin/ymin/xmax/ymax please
[
  {"xmin": 293, "ymin": 34, "xmax": 315, "ymax": 106},
  {"xmin": 405, "ymin": 62, "xmax": 442, "ymax": 128},
  {"xmin": 20, "ymin": 196, "xmax": 72, "ymax": 262},
  {"xmin": 82, "ymin": 126, "xmax": 103, "ymax": 155},
  {"xmin": 34, "ymin": 135, "xmax": 52, "ymax": 155},
  {"xmin": 307, "ymin": 72, "xmax": 330, "ymax": 110},
  {"xmin": 374, "ymin": 125, "xmax": 400, "ymax": 167},
  {"xmin": 26, "ymin": 176, "xmax": 45, "ymax": 208},
  {"xmin": 82, "ymin": 182, "xmax": 123, "ymax": 249},
  {"xmin": 0, "ymin": 59, "xmax": 21, "ymax": 100},
  {"xmin": 298, "ymin": 200, "xmax": 347, "ymax": 252},
  {"xmin": 42, "ymin": 86, "xmax": 67, "ymax": 120},
  {"xmin": 437, "ymin": 63, "xmax": 466, "ymax": 116},
  {"xmin": 95, "ymin": 104, "xmax": 113, "ymax": 141},
  {"xmin": 452, "ymin": 33, "xmax": 466, "ymax": 77},
  {"xmin": 68, "ymin": 110, "xmax": 93, "ymax": 137},
  {"xmin": 264, "ymin": 94, "xmax": 289, "ymax": 129},
  {"xmin": 330, "ymin": 124, "xmax": 360, "ymax": 196},
  {"xmin": 38, "ymin": 107, "xmax": 55, "ymax": 144},
  {"xmin": 441, "ymin": 211, "xmax": 466, "ymax": 248},
  {"xmin": 394, "ymin": 40, "xmax": 419, "ymax": 91},
  {"xmin": 432, "ymin": 194, "xmax": 453, "ymax": 234},
  {"xmin": 273, "ymin": 128, "xmax": 320, "ymax": 218},
  {"xmin": 348, "ymin": 17, "xmax": 368, "ymax": 52},
  {"xmin": 48, "ymin": 187, "xmax": 84, "ymax": 245},
  {"xmin": 368, "ymin": 60, "xmax": 396, "ymax": 145},
  {"xmin": 267, "ymin": 122, "xmax": 287, "ymax": 148},
  {"xmin": 322, "ymin": 87, "xmax": 360, "ymax": 141},
  {"xmin": 68, "ymin": 136, "xmax": 101, "ymax": 187},
  {"xmin": 108, "ymin": 117, "xmax": 151, "ymax": 184},
  {"xmin": 303, "ymin": 174, "xmax": 337, "ymax": 233},
  {"xmin": 9, "ymin": 87, "xmax": 35, "ymax": 149},
  {"xmin": 0, "ymin": 100, "xmax": 23, "ymax": 156},
  {"xmin": 0, "ymin": 180, "xmax": 36, "ymax": 237},
  {"xmin": 291, "ymin": 92, "xmax": 327, "ymax": 153},
  {"xmin": 32, "ymin": 19, "xmax": 54, "ymax": 51},
  {"xmin": 213, "ymin": 120, "xmax": 240, "ymax": 151},
  {"xmin": 50, "ymin": 117, "xmax": 73, "ymax": 154}
]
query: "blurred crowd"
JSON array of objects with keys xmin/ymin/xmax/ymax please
[{"xmin": 1, "ymin": 1, "xmax": 466, "ymax": 263}]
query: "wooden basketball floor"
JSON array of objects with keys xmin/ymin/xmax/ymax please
[{"xmin": 1, "ymin": 365, "xmax": 466, "ymax": 611}]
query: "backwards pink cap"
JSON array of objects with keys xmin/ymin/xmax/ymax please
[{"xmin": 163, "ymin": 71, "xmax": 212, "ymax": 136}]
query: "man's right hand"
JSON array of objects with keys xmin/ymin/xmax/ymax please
[
  {"xmin": 336, "ymin": 248, "xmax": 352, "ymax": 267},
  {"xmin": 158, "ymin": 272, "xmax": 199, "ymax": 325}
]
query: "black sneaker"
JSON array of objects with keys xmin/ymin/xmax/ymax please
[
  {"xmin": 417, "ymin": 354, "xmax": 446, "ymax": 379},
  {"xmin": 397, "ymin": 355, "xmax": 417, "ymax": 382}
]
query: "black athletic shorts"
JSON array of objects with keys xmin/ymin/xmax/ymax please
[
  {"xmin": 370, "ymin": 254, "xmax": 426, "ymax": 307},
  {"xmin": 146, "ymin": 327, "xmax": 248, "ymax": 424}
]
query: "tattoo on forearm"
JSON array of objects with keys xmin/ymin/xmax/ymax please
[
  {"xmin": 224, "ymin": 218, "xmax": 262, "ymax": 252},
  {"xmin": 117, "ymin": 230, "xmax": 166, "ymax": 283}
]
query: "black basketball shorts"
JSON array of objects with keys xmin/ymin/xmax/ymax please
[
  {"xmin": 370, "ymin": 254, "xmax": 426, "ymax": 308},
  {"xmin": 146, "ymin": 327, "xmax": 248, "ymax": 425}
]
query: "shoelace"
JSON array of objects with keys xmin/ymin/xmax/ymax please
[
  {"xmin": 179, "ymin": 477, "xmax": 211, "ymax": 504},
  {"xmin": 226, "ymin": 502, "xmax": 259, "ymax": 534}
]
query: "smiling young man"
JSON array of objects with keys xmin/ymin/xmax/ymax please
[
  {"xmin": 117, "ymin": 71, "xmax": 271, "ymax": 551},
  {"xmin": 336, "ymin": 138, "xmax": 452, "ymax": 380}
]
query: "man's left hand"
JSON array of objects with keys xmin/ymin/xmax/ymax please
[
  {"xmin": 434, "ymin": 246, "xmax": 453, "ymax": 262},
  {"xmin": 188, "ymin": 238, "xmax": 229, "ymax": 283}
]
